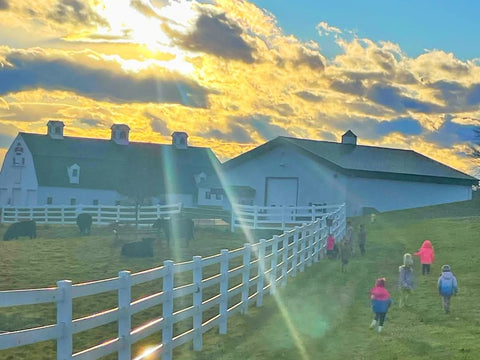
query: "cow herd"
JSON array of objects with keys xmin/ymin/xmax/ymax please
[{"xmin": 2, "ymin": 214, "xmax": 196, "ymax": 259}]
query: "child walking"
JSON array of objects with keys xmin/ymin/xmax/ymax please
[
  {"xmin": 438, "ymin": 264, "xmax": 458, "ymax": 314},
  {"xmin": 339, "ymin": 238, "xmax": 351, "ymax": 272},
  {"xmin": 398, "ymin": 253, "xmax": 415, "ymax": 307},
  {"xmin": 369, "ymin": 278, "xmax": 392, "ymax": 332},
  {"xmin": 414, "ymin": 240, "xmax": 435, "ymax": 275},
  {"xmin": 326, "ymin": 233, "xmax": 337, "ymax": 259}
]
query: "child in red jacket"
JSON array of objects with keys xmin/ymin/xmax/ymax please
[{"xmin": 414, "ymin": 240, "xmax": 435, "ymax": 275}]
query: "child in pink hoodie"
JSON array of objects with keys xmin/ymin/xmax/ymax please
[{"xmin": 414, "ymin": 240, "xmax": 435, "ymax": 275}]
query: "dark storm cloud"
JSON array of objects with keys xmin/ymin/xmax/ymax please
[
  {"xmin": 147, "ymin": 113, "xmax": 170, "ymax": 135},
  {"xmin": 202, "ymin": 124, "xmax": 253, "ymax": 143},
  {"xmin": 424, "ymin": 116, "xmax": 477, "ymax": 148},
  {"xmin": 367, "ymin": 84, "xmax": 435, "ymax": 112},
  {"xmin": 0, "ymin": 52, "xmax": 209, "ymax": 107},
  {"xmin": 0, "ymin": 0, "xmax": 9, "ymax": 10},
  {"xmin": 295, "ymin": 91, "xmax": 323, "ymax": 102},
  {"xmin": 167, "ymin": 10, "xmax": 255, "ymax": 63},
  {"xmin": 48, "ymin": 0, "xmax": 108, "ymax": 27}
]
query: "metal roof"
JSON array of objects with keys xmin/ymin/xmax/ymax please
[
  {"xmin": 223, "ymin": 136, "xmax": 478, "ymax": 186},
  {"xmin": 20, "ymin": 133, "xmax": 221, "ymax": 194}
]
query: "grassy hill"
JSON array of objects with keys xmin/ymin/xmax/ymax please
[{"xmin": 0, "ymin": 196, "xmax": 478, "ymax": 359}]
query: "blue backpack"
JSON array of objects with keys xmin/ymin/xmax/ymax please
[{"xmin": 439, "ymin": 275, "xmax": 454, "ymax": 295}]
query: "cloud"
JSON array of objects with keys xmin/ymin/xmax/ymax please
[
  {"xmin": 0, "ymin": 133, "xmax": 14, "ymax": 147},
  {"xmin": 78, "ymin": 118, "xmax": 103, "ymax": 127},
  {"xmin": 295, "ymin": 91, "xmax": 323, "ymax": 102},
  {"xmin": 48, "ymin": 0, "xmax": 108, "ymax": 27},
  {"xmin": 0, "ymin": 51, "xmax": 210, "ymax": 107},
  {"xmin": 330, "ymin": 79, "xmax": 366, "ymax": 96},
  {"xmin": 166, "ymin": 9, "xmax": 256, "ymax": 63},
  {"xmin": 424, "ymin": 115, "xmax": 478, "ymax": 148},
  {"xmin": 367, "ymin": 84, "xmax": 435, "ymax": 113},
  {"xmin": 295, "ymin": 46, "xmax": 324, "ymax": 70},
  {"xmin": 0, "ymin": 0, "xmax": 9, "ymax": 10},
  {"xmin": 316, "ymin": 22, "xmax": 342, "ymax": 37},
  {"xmin": 202, "ymin": 123, "xmax": 253, "ymax": 143},
  {"xmin": 247, "ymin": 114, "xmax": 291, "ymax": 140},
  {"xmin": 147, "ymin": 112, "xmax": 170, "ymax": 135}
]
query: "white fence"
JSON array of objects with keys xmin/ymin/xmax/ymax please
[
  {"xmin": 0, "ymin": 203, "xmax": 182, "ymax": 226},
  {"xmin": 231, "ymin": 203, "xmax": 345, "ymax": 232},
  {"xmin": 0, "ymin": 205, "xmax": 345, "ymax": 360}
]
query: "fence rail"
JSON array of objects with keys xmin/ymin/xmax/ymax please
[
  {"xmin": 0, "ymin": 203, "xmax": 182, "ymax": 226},
  {"xmin": 0, "ymin": 204, "xmax": 346, "ymax": 360},
  {"xmin": 231, "ymin": 203, "xmax": 345, "ymax": 232}
]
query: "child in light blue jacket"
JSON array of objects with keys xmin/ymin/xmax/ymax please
[{"xmin": 438, "ymin": 264, "xmax": 458, "ymax": 314}]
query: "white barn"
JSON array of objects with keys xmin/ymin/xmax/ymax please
[
  {"xmin": 222, "ymin": 131, "xmax": 478, "ymax": 216},
  {"xmin": 0, "ymin": 121, "xmax": 225, "ymax": 208}
]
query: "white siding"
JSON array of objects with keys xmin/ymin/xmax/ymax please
[
  {"xmin": 224, "ymin": 146, "xmax": 346, "ymax": 207},
  {"xmin": 0, "ymin": 135, "xmax": 38, "ymax": 206},
  {"xmin": 37, "ymin": 187, "xmax": 120, "ymax": 206},
  {"xmin": 346, "ymin": 177, "xmax": 473, "ymax": 216}
]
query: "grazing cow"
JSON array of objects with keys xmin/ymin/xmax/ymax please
[
  {"xmin": 3, "ymin": 220, "xmax": 37, "ymax": 241},
  {"xmin": 76, "ymin": 213, "xmax": 93, "ymax": 235},
  {"xmin": 121, "ymin": 238, "xmax": 155, "ymax": 258},
  {"xmin": 152, "ymin": 217, "xmax": 194, "ymax": 246}
]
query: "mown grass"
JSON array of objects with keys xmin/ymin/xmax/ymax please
[{"xmin": 0, "ymin": 196, "xmax": 479, "ymax": 359}]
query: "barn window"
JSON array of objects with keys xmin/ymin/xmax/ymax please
[
  {"xmin": 47, "ymin": 197, "xmax": 53, "ymax": 205},
  {"xmin": 93, "ymin": 199, "xmax": 99, "ymax": 205},
  {"xmin": 216, "ymin": 194, "xmax": 222, "ymax": 200},
  {"xmin": 68, "ymin": 164, "xmax": 80, "ymax": 184},
  {"xmin": 205, "ymin": 192, "xmax": 211, "ymax": 199},
  {"xmin": 70, "ymin": 198, "xmax": 77, "ymax": 205}
]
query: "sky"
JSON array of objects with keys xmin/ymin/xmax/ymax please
[{"xmin": 0, "ymin": 0, "xmax": 479, "ymax": 176}]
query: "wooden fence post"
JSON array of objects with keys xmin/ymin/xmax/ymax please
[
  {"xmin": 292, "ymin": 227, "xmax": 299, "ymax": 277},
  {"xmin": 281, "ymin": 235, "xmax": 288, "ymax": 286},
  {"xmin": 300, "ymin": 227, "xmax": 307, "ymax": 272},
  {"xmin": 162, "ymin": 260, "xmax": 174, "ymax": 360},
  {"xmin": 270, "ymin": 236, "xmax": 278, "ymax": 295},
  {"xmin": 219, "ymin": 249, "xmax": 229, "ymax": 334},
  {"xmin": 118, "ymin": 271, "xmax": 131, "ymax": 360},
  {"xmin": 241, "ymin": 244, "xmax": 251, "ymax": 314},
  {"xmin": 256, "ymin": 239, "xmax": 266, "ymax": 307},
  {"xmin": 56, "ymin": 280, "xmax": 72, "ymax": 360},
  {"xmin": 193, "ymin": 256, "xmax": 203, "ymax": 351},
  {"xmin": 307, "ymin": 227, "xmax": 313, "ymax": 267}
]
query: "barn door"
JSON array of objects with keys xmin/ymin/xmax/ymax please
[
  {"xmin": 12, "ymin": 188, "xmax": 21, "ymax": 206},
  {"xmin": 265, "ymin": 177, "xmax": 298, "ymax": 207}
]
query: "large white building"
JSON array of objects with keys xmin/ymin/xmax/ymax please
[
  {"xmin": 0, "ymin": 121, "xmax": 225, "ymax": 208},
  {"xmin": 222, "ymin": 131, "xmax": 478, "ymax": 216}
]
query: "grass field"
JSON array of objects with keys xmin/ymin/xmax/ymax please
[{"xmin": 0, "ymin": 196, "xmax": 479, "ymax": 360}]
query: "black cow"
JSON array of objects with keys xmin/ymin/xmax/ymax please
[
  {"xmin": 152, "ymin": 217, "xmax": 194, "ymax": 247},
  {"xmin": 121, "ymin": 238, "xmax": 155, "ymax": 257},
  {"xmin": 3, "ymin": 220, "xmax": 37, "ymax": 241},
  {"xmin": 76, "ymin": 213, "xmax": 93, "ymax": 235}
]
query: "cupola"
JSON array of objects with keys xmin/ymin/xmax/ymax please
[
  {"xmin": 341, "ymin": 130, "xmax": 357, "ymax": 145},
  {"xmin": 111, "ymin": 124, "xmax": 130, "ymax": 145},
  {"xmin": 47, "ymin": 120, "xmax": 65, "ymax": 139},
  {"xmin": 172, "ymin": 131, "xmax": 188, "ymax": 149}
]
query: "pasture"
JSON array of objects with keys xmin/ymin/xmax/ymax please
[{"xmin": 1, "ymin": 196, "xmax": 479, "ymax": 359}]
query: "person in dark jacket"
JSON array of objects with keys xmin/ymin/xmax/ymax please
[
  {"xmin": 369, "ymin": 277, "xmax": 392, "ymax": 333},
  {"xmin": 438, "ymin": 264, "xmax": 458, "ymax": 314}
]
